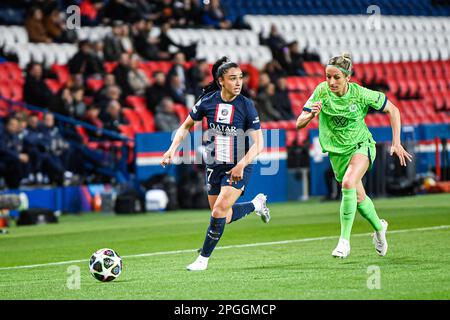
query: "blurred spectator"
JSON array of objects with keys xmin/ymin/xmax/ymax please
[
  {"xmin": 68, "ymin": 40, "xmax": 105, "ymax": 78},
  {"xmin": 132, "ymin": 19, "xmax": 171, "ymax": 61},
  {"xmin": 128, "ymin": 54, "xmax": 150, "ymax": 96},
  {"xmin": 113, "ymin": 53, "xmax": 133, "ymax": 98},
  {"xmin": 240, "ymin": 71, "xmax": 256, "ymax": 99},
  {"xmin": 260, "ymin": 24, "xmax": 287, "ymax": 65},
  {"xmin": 43, "ymin": 5, "xmax": 70, "ymax": 43},
  {"xmin": 188, "ymin": 58, "xmax": 210, "ymax": 97},
  {"xmin": 274, "ymin": 77, "xmax": 295, "ymax": 120},
  {"xmin": 80, "ymin": 0, "xmax": 105, "ymax": 26},
  {"xmin": 154, "ymin": 0, "xmax": 184, "ymax": 26},
  {"xmin": 167, "ymin": 74, "xmax": 187, "ymax": 105},
  {"xmin": 182, "ymin": 0, "xmax": 204, "ymax": 27},
  {"xmin": 257, "ymin": 72, "xmax": 272, "ymax": 94},
  {"xmin": 102, "ymin": 0, "xmax": 138, "ymax": 24},
  {"xmin": 94, "ymin": 74, "xmax": 117, "ymax": 106},
  {"xmin": 202, "ymin": 0, "xmax": 232, "ymax": 29},
  {"xmin": 66, "ymin": 73, "xmax": 85, "ymax": 91},
  {"xmin": 283, "ymin": 40, "xmax": 306, "ymax": 76},
  {"xmin": 98, "ymin": 85, "xmax": 122, "ymax": 111},
  {"xmin": 256, "ymin": 83, "xmax": 283, "ymax": 122},
  {"xmin": 14, "ymin": 111, "xmax": 29, "ymax": 134},
  {"xmin": 83, "ymin": 105, "xmax": 104, "ymax": 140},
  {"xmin": 25, "ymin": 6, "xmax": 52, "ymax": 43},
  {"xmin": 159, "ymin": 22, "xmax": 197, "ymax": 60},
  {"xmin": 55, "ymin": 87, "xmax": 86, "ymax": 119},
  {"xmin": 92, "ymin": 41, "xmax": 105, "ymax": 66},
  {"xmin": 264, "ymin": 59, "xmax": 286, "ymax": 82},
  {"xmin": 40, "ymin": 113, "xmax": 71, "ymax": 183},
  {"xmin": 155, "ymin": 97, "xmax": 180, "ymax": 132},
  {"xmin": 120, "ymin": 23, "xmax": 134, "ymax": 54},
  {"xmin": 104, "ymin": 20, "xmax": 125, "ymax": 62},
  {"xmin": 100, "ymin": 100, "xmax": 128, "ymax": 132},
  {"xmin": 167, "ymin": 52, "xmax": 189, "ymax": 91},
  {"xmin": 0, "ymin": 117, "xmax": 30, "ymax": 189},
  {"xmin": 145, "ymin": 71, "xmax": 169, "ymax": 113},
  {"xmin": 24, "ymin": 63, "xmax": 56, "ymax": 109}
]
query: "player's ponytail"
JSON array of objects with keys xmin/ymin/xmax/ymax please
[
  {"xmin": 327, "ymin": 52, "xmax": 353, "ymax": 76},
  {"xmin": 195, "ymin": 56, "xmax": 239, "ymax": 102}
]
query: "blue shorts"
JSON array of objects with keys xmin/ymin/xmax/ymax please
[{"xmin": 205, "ymin": 165, "xmax": 253, "ymax": 196}]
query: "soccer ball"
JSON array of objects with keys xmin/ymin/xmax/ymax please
[{"xmin": 89, "ymin": 248, "xmax": 122, "ymax": 282}]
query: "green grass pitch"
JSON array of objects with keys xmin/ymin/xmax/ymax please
[{"xmin": 0, "ymin": 194, "xmax": 449, "ymax": 300}]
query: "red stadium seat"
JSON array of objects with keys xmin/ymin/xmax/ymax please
[
  {"xmin": 304, "ymin": 62, "xmax": 323, "ymax": 76},
  {"xmin": 4, "ymin": 62, "xmax": 24, "ymax": 84},
  {"xmin": 75, "ymin": 126, "xmax": 90, "ymax": 144},
  {"xmin": 104, "ymin": 62, "xmax": 118, "ymax": 73},
  {"xmin": 86, "ymin": 78, "xmax": 104, "ymax": 92},
  {"xmin": 51, "ymin": 64, "xmax": 70, "ymax": 85},
  {"xmin": 286, "ymin": 130, "xmax": 296, "ymax": 147},
  {"xmin": 44, "ymin": 79, "xmax": 62, "ymax": 94},
  {"xmin": 9, "ymin": 83, "xmax": 23, "ymax": 101},
  {"xmin": 126, "ymin": 95, "xmax": 147, "ymax": 111},
  {"xmin": 286, "ymin": 77, "xmax": 302, "ymax": 91},
  {"xmin": 118, "ymin": 125, "xmax": 135, "ymax": 139},
  {"xmin": 407, "ymin": 79, "xmax": 419, "ymax": 97},
  {"xmin": 0, "ymin": 82, "xmax": 12, "ymax": 99},
  {"xmin": 172, "ymin": 103, "xmax": 189, "ymax": 123},
  {"xmin": 135, "ymin": 108, "xmax": 155, "ymax": 132},
  {"xmin": 122, "ymin": 108, "xmax": 145, "ymax": 133}
]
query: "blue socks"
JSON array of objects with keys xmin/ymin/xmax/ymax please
[
  {"xmin": 200, "ymin": 202, "xmax": 255, "ymax": 258},
  {"xmin": 230, "ymin": 202, "xmax": 255, "ymax": 223},
  {"xmin": 200, "ymin": 217, "xmax": 226, "ymax": 257}
]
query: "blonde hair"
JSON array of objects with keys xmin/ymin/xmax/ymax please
[{"xmin": 327, "ymin": 52, "xmax": 353, "ymax": 76}]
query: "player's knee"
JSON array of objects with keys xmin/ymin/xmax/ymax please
[
  {"xmin": 212, "ymin": 202, "xmax": 228, "ymax": 218},
  {"xmin": 342, "ymin": 177, "xmax": 356, "ymax": 189}
]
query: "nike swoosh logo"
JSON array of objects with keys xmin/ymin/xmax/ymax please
[
  {"xmin": 343, "ymin": 212, "xmax": 352, "ymax": 216},
  {"xmin": 218, "ymin": 117, "xmax": 227, "ymax": 121}
]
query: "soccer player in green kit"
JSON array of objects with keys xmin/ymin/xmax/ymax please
[{"xmin": 296, "ymin": 53, "xmax": 413, "ymax": 258}]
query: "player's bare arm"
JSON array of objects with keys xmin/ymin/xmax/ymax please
[
  {"xmin": 296, "ymin": 102, "xmax": 321, "ymax": 129},
  {"xmin": 384, "ymin": 101, "xmax": 413, "ymax": 166},
  {"xmin": 161, "ymin": 115, "xmax": 196, "ymax": 167}
]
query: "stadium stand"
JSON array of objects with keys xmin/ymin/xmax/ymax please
[{"xmin": 0, "ymin": 0, "xmax": 449, "ymax": 191}]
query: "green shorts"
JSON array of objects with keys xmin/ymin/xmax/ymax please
[{"xmin": 328, "ymin": 139, "xmax": 376, "ymax": 183}]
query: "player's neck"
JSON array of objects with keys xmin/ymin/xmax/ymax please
[
  {"xmin": 335, "ymin": 83, "xmax": 349, "ymax": 97},
  {"xmin": 220, "ymin": 90, "xmax": 238, "ymax": 102}
]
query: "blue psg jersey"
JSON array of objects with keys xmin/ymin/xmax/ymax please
[{"xmin": 189, "ymin": 91, "xmax": 261, "ymax": 167}]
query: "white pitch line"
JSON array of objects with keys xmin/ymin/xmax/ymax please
[{"xmin": 0, "ymin": 225, "xmax": 448, "ymax": 271}]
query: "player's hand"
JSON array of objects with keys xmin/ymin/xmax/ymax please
[
  {"xmin": 226, "ymin": 163, "xmax": 244, "ymax": 185},
  {"xmin": 311, "ymin": 102, "xmax": 322, "ymax": 117},
  {"xmin": 390, "ymin": 144, "xmax": 413, "ymax": 166},
  {"xmin": 161, "ymin": 150, "xmax": 175, "ymax": 168}
]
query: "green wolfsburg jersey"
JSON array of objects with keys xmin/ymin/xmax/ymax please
[{"xmin": 304, "ymin": 82, "xmax": 387, "ymax": 155}]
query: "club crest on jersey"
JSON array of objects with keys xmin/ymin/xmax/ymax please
[
  {"xmin": 349, "ymin": 104, "xmax": 357, "ymax": 112},
  {"xmin": 215, "ymin": 104, "xmax": 234, "ymax": 124}
]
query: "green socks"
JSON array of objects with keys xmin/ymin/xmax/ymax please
[
  {"xmin": 357, "ymin": 196, "xmax": 382, "ymax": 232},
  {"xmin": 340, "ymin": 188, "xmax": 357, "ymax": 241}
]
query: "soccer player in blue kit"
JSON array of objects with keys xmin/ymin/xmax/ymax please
[{"xmin": 161, "ymin": 57, "xmax": 270, "ymax": 271}]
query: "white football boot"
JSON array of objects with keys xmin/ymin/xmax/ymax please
[
  {"xmin": 372, "ymin": 219, "xmax": 388, "ymax": 256},
  {"xmin": 186, "ymin": 255, "xmax": 209, "ymax": 271},
  {"xmin": 253, "ymin": 193, "xmax": 271, "ymax": 223},
  {"xmin": 332, "ymin": 238, "xmax": 351, "ymax": 258}
]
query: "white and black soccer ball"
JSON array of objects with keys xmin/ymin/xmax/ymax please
[{"xmin": 89, "ymin": 248, "xmax": 122, "ymax": 282}]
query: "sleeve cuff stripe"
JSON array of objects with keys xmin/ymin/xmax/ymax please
[{"xmin": 379, "ymin": 96, "xmax": 388, "ymax": 112}]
